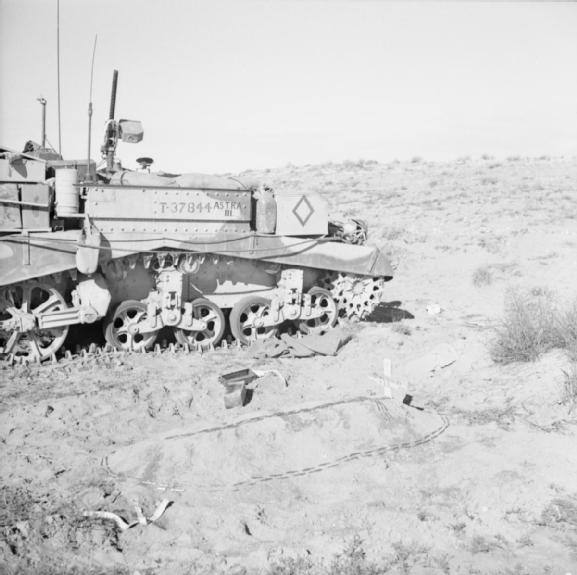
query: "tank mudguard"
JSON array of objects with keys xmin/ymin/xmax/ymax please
[
  {"xmin": 260, "ymin": 238, "xmax": 393, "ymax": 279},
  {"xmin": 98, "ymin": 233, "xmax": 394, "ymax": 279},
  {"xmin": 0, "ymin": 231, "xmax": 79, "ymax": 287},
  {"xmin": 0, "ymin": 230, "xmax": 393, "ymax": 288}
]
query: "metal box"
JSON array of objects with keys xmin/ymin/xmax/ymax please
[
  {"xmin": 0, "ymin": 183, "xmax": 21, "ymax": 229},
  {"xmin": 0, "ymin": 156, "xmax": 45, "ymax": 183},
  {"xmin": 21, "ymin": 184, "xmax": 50, "ymax": 229},
  {"xmin": 218, "ymin": 368, "xmax": 258, "ymax": 390}
]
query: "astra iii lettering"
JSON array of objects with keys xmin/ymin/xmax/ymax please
[{"xmin": 156, "ymin": 201, "xmax": 244, "ymax": 218}]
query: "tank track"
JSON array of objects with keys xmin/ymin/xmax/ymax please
[{"xmin": 0, "ymin": 262, "xmax": 386, "ymax": 365}]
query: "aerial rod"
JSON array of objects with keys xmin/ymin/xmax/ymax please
[
  {"xmin": 104, "ymin": 69, "xmax": 119, "ymax": 171},
  {"xmin": 56, "ymin": 0, "xmax": 62, "ymax": 154},
  {"xmin": 86, "ymin": 34, "xmax": 98, "ymax": 182},
  {"xmin": 109, "ymin": 69, "xmax": 118, "ymax": 121},
  {"xmin": 37, "ymin": 97, "xmax": 47, "ymax": 148}
]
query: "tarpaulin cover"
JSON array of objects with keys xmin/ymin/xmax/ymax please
[{"xmin": 251, "ymin": 328, "xmax": 353, "ymax": 359}]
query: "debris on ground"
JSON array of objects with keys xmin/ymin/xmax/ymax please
[
  {"xmin": 426, "ymin": 303, "xmax": 442, "ymax": 315},
  {"xmin": 220, "ymin": 368, "xmax": 287, "ymax": 408},
  {"xmin": 405, "ymin": 343, "xmax": 458, "ymax": 380},
  {"xmin": 402, "ymin": 394, "xmax": 425, "ymax": 411},
  {"xmin": 83, "ymin": 499, "xmax": 172, "ymax": 531},
  {"xmin": 251, "ymin": 328, "xmax": 352, "ymax": 359}
]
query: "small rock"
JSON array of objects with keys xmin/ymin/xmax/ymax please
[{"xmin": 426, "ymin": 303, "xmax": 442, "ymax": 315}]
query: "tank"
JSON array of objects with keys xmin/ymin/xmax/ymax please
[{"xmin": 0, "ymin": 71, "xmax": 393, "ymax": 362}]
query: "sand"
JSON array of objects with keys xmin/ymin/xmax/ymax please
[{"xmin": 2, "ymin": 155, "xmax": 577, "ymax": 574}]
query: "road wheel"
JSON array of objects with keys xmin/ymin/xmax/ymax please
[
  {"xmin": 0, "ymin": 282, "xmax": 69, "ymax": 362},
  {"xmin": 229, "ymin": 295, "xmax": 278, "ymax": 346},
  {"xmin": 175, "ymin": 298, "xmax": 225, "ymax": 349},
  {"xmin": 104, "ymin": 300, "xmax": 157, "ymax": 352},
  {"xmin": 298, "ymin": 287, "xmax": 338, "ymax": 335}
]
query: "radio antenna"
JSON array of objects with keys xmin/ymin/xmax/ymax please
[
  {"xmin": 56, "ymin": 0, "xmax": 62, "ymax": 155},
  {"xmin": 86, "ymin": 34, "xmax": 98, "ymax": 181},
  {"xmin": 37, "ymin": 97, "xmax": 47, "ymax": 148}
]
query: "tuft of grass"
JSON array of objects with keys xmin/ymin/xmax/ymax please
[
  {"xmin": 472, "ymin": 266, "xmax": 493, "ymax": 287},
  {"xmin": 556, "ymin": 301, "xmax": 577, "ymax": 359},
  {"xmin": 329, "ymin": 536, "xmax": 386, "ymax": 575},
  {"xmin": 491, "ymin": 290, "xmax": 577, "ymax": 364},
  {"xmin": 266, "ymin": 537, "xmax": 388, "ymax": 575},
  {"xmin": 490, "ymin": 289, "xmax": 562, "ymax": 364},
  {"xmin": 380, "ymin": 226, "xmax": 405, "ymax": 241},
  {"xmin": 267, "ymin": 554, "xmax": 316, "ymax": 575},
  {"xmin": 391, "ymin": 322, "xmax": 412, "ymax": 336},
  {"xmin": 561, "ymin": 364, "xmax": 577, "ymax": 413},
  {"xmin": 540, "ymin": 498, "xmax": 577, "ymax": 527}
]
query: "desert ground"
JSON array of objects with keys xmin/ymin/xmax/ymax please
[{"xmin": 2, "ymin": 155, "xmax": 577, "ymax": 574}]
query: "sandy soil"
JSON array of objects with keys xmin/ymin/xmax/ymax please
[{"xmin": 2, "ymin": 156, "xmax": 577, "ymax": 574}]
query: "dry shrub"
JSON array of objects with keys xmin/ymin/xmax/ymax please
[
  {"xmin": 491, "ymin": 289, "xmax": 563, "ymax": 364},
  {"xmin": 391, "ymin": 322, "xmax": 412, "ymax": 336},
  {"xmin": 561, "ymin": 364, "xmax": 577, "ymax": 412},
  {"xmin": 540, "ymin": 498, "xmax": 577, "ymax": 527},
  {"xmin": 267, "ymin": 537, "xmax": 388, "ymax": 575},
  {"xmin": 556, "ymin": 301, "xmax": 577, "ymax": 360},
  {"xmin": 472, "ymin": 266, "xmax": 493, "ymax": 287},
  {"xmin": 0, "ymin": 485, "xmax": 124, "ymax": 575},
  {"xmin": 380, "ymin": 227, "xmax": 405, "ymax": 241}
]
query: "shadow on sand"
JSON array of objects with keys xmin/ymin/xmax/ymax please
[{"xmin": 364, "ymin": 301, "xmax": 414, "ymax": 324}]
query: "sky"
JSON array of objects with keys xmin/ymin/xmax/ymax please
[{"xmin": 1, "ymin": 0, "xmax": 576, "ymax": 174}]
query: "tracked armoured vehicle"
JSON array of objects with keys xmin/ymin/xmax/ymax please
[{"xmin": 0, "ymin": 71, "xmax": 393, "ymax": 362}]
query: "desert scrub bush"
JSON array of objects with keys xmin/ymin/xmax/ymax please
[
  {"xmin": 266, "ymin": 537, "xmax": 388, "ymax": 575},
  {"xmin": 472, "ymin": 266, "xmax": 493, "ymax": 287},
  {"xmin": 267, "ymin": 554, "xmax": 317, "ymax": 575},
  {"xmin": 491, "ymin": 290, "xmax": 577, "ymax": 363},
  {"xmin": 556, "ymin": 300, "xmax": 577, "ymax": 359},
  {"xmin": 391, "ymin": 322, "xmax": 411, "ymax": 336},
  {"xmin": 490, "ymin": 288, "xmax": 563, "ymax": 364},
  {"xmin": 380, "ymin": 226, "xmax": 405, "ymax": 241},
  {"xmin": 561, "ymin": 364, "xmax": 577, "ymax": 412},
  {"xmin": 328, "ymin": 536, "xmax": 387, "ymax": 575}
]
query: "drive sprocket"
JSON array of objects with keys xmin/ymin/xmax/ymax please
[{"xmin": 320, "ymin": 273, "xmax": 384, "ymax": 320}]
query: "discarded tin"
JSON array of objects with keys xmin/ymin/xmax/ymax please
[
  {"xmin": 219, "ymin": 367, "xmax": 287, "ymax": 408},
  {"xmin": 224, "ymin": 385, "xmax": 248, "ymax": 409},
  {"xmin": 219, "ymin": 369, "xmax": 257, "ymax": 409},
  {"xmin": 219, "ymin": 368, "xmax": 258, "ymax": 391}
]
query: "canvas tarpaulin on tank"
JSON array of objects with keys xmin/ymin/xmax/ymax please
[{"xmin": 109, "ymin": 170, "xmax": 260, "ymax": 191}]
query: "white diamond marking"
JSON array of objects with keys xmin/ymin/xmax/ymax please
[{"xmin": 293, "ymin": 196, "xmax": 314, "ymax": 226}]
